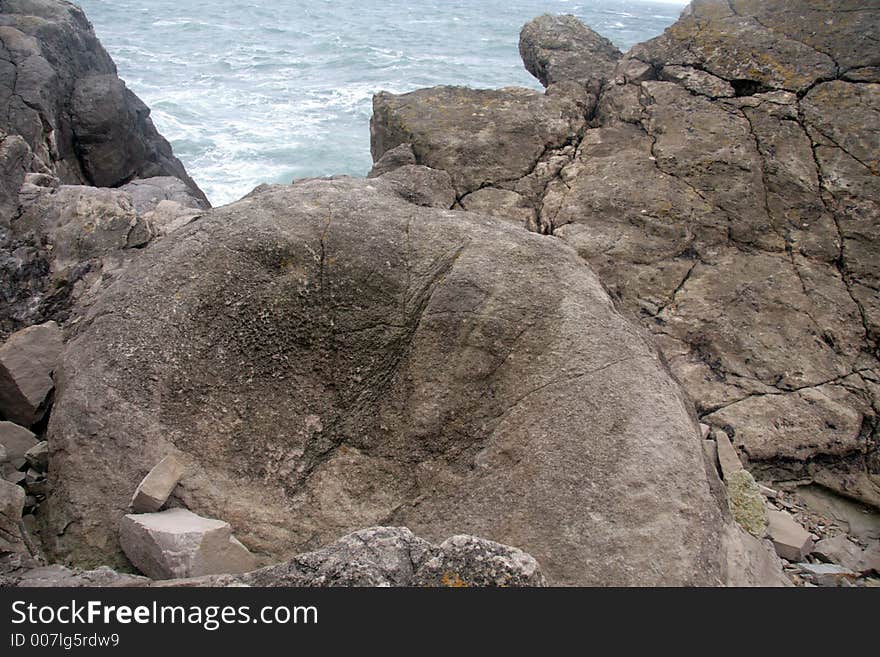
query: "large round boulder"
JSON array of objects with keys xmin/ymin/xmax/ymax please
[{"xmin": 46, "ymin": 178, "xmax": 750, "ymax": 585}]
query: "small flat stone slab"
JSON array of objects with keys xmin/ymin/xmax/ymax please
[
  {"xmin": 130, "ymin": 455, "xmax": 185, "ymax": 513},
  {"xmin": 767, "ymin": 508, "xmax": 814, "ymax": 562}
]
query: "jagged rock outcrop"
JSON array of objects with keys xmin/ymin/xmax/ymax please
[
  {"xmin": 0, "ymin": 1, "xmax": 208, "ymax": 339},
  {"xmin": 370, "ymin": 85, "xmax": 592, "ymax": 230},
  {"xmin": 0, "ymin": 0, "xmax": 206, "ymax": 198},
  {"xmin": 1, "ymin": 171, "xmax": 207, "ymax": 337},
  {"xmin": 370, "ymin": 0, "xmax": 880, "ymax": 510},
  {"xmin": 1, "ymin": 527, "xmax": 547, "ymax": 587},
  {"xmin": 40, "ymin": 175, "xmax": 772, "ymax": 586},
  {"xmin": 519, "ymin": 14, "xmax": 621, "ymax": 88}
]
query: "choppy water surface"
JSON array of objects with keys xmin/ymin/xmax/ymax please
[{"xmin": 77, "ymin": 0, "xmax": 686, "ymax": 205}]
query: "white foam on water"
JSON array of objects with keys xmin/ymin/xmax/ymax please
[{"xmin": 78, "ymin": 0, "xmax": 683, "ymax": 207}]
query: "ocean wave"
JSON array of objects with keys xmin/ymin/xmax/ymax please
[{"xmin": 79, "ymin": 0, "xmax": 679, "ymax": 206}]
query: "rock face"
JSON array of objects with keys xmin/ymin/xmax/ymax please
[
  {"xmin": 0, "ymin": 1, "xmax": 208, "ymax": 339},
  {"xmin": 119, "ymin": 508, "xmax": 257, "ymax": 579},
  {"xmin": 44, "ymin": 176, "xmax": 751, "ymax": 586},
  {"xmin": 519, "ymin": 14, "xmax": 622, "ymax": 88},
  {"xmin": 0, "ymin": 321, "xmax": 62, "ymax": 426},
  {"xmin": 371, "ymin": 0, "xmax": 880, "ymax": 509},
  {"xmin": 370, "ymin": 85, "xmax": 590, "ymax": 228},
  {"xmin": 0, "ymin": 0, "xmax": 206, "ymax": 198}
]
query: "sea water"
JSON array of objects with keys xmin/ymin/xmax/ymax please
[{"xmin": 77, "ymin": 0, "xmax": 687, "ymax": 206}]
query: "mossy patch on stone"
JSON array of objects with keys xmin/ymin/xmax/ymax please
[{"xmin": 726, "ymin": 469, "xmax": 768, "ymax": 537}]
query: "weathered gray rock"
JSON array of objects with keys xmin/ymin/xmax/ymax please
[
  {"xmin": 0, "ymin": 478, "xmax": 25, "ymax": 553},
  {"xmin": 3, "ymin": 564, "xmax": 149, "ymax": 588},
  {"xmin": 45, "ymin": 177, "xmax": 747, "ymax": 586},
  {"xmin": 3, "ymin": 182, "xmax": 177, "ymax": 334},
  {"xmin": 519, "ymin": 14, "xmax": 622, "ymax": 88},
  {"xmin": 0, "ymin": 132, "xmax": 32, "ymax": 224},
  {"xmin": 4, "ymin": 526, "xmax": 546, "ymax": 587},
  {"xmin": 0, "ymin": 321, "xmax": 62, "ymax": 426},
  {"xmin": 814, "ymin": 535, "xmax": 880, "ymax": 575},
  {"xmin": 0, "ymin": 1, "xmax": 208, "ymax": 339},
  {"xmin": 130, "ymin": 455, "xmax": 185, "ymax": 513},
  {"xmin": 367, "ymin": 143, "xmax": 417, "ymax": 178},
  {"xmin": 796, "ymin": 561, "xmax": 858, "ymax": 587},
  {"xmin": 413, "ymin": 534, "xmax": 544, "ymax": 587},
  {"xmin": 459, "ymin": 187, "xmax": 536, "ymax": 228},
  {"xmin": 119, "ymin": 176, "xmax": 209, "ymax": 215},
  {"xmin": 0, "ymin": 421, "xmax": 37, "ymax": 469},
  {"xmin": 370, "ymin": 86, "xmax": 588, "ymax": 199},
  {"xmin": 659, "ymin": 65, "xmax": 735, "ymax": 98},
  {"xmin": 767, "ymin": 508, "xmax": 813, "ymax": 562},
  {"xmin": 23, "ymin": 441, "xmax": 47, "ymax": 471},
  {"xmin": 721, "ymin": 523, "xmax": 791, "ymax": 587},
  {"xmin": 372, "ymin": 165, "xmax": 456, "ymax": 209},
  {"xmin": 371, "ymin": 4, "xmax": 880, "ymax": 507},
  {"xmin": 225, "ymin": 527, "xmax": 546, "ymax": 588},
  {"xmin": 0, "ymin": 1, "xmax": 207, "ymax": 201},
  {"xmin": 119, "ymin": 508, "xmax": 257, "ymax": 579}
]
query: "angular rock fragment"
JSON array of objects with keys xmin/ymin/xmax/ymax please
[
  {"xmin": 519, "ymin": 14, "xmax": 621, "ymax": 87},
  {"xmin": 767, "ymin": 509, "xmax": 814, "ymax": 562},
  {"xmin": 814, "ymin": 535, "xmax": 880, "ymax": 575},
  {"xmin": 0, "ymin": 422, "xmax": 38, "ymax": 471},
  {"xmin": 24, "ymin": 441, "xmax": 48, "ymax": 472},
  {"xmin": 367, "ymin": 143, "xmax": 417, "ymax": 178},
  {"xmin": 119, "ymin": 508, "xmax": 256, "ymax": 579},
  {"xmin": 119, "ymin": 176, "xmax": 210, "ymax": 215},
  {"xmin": 0, "ymin": 322, "xmax": 63, "ymax": 426},
  {"xmin": 130, "ymin": 455, "xmax": 185, "ymax": 513},
  {"xmin": 796, "ymin": 562, "xmax": 858, "ymax": 587},
  {"xmin": 715, "ymin": 430, "xmax": 743, "ymax": 481}
]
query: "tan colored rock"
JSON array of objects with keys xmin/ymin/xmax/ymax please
[
  {"xmin": 130, "ymin": 455, "xmax": 185, "ymax": 513},
  {"xmin": 767, "ymin": 508, "xmax": 813, "ymax": 562},
  {"xmin": 715, "ymin": 430, "xmax": 743, "ymax": 481},
  {"xmin": 0, "ymin": 322, "xmax": 63, "ymax": 426},
  {"xmin": 119, "ymin": 509, "xmax": 256, "ymax": 579}
]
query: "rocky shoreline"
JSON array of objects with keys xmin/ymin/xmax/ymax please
[{"xmin": 1, "ymin": 0, "xmax": 878, "ymax": 587}]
